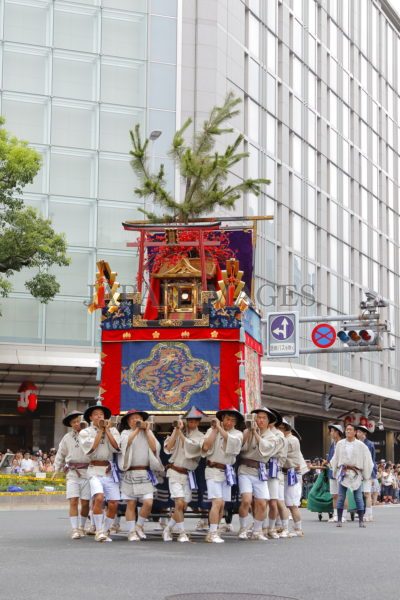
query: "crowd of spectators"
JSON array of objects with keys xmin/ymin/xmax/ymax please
[
  {"xmin": 302, "ymin": 457, "xmax": 400, "ymax": 505},
  {"xmin": 0, "ymin": 449, "xmax": 57, "ymax": 474}
]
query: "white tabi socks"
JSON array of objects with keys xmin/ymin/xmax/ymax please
[
  {"xmin": 92, "ymin": 513, "xmax": 104, "ymax": 532},
  {"xmin": 70, "ymin": 516, "xmax": 79, "ymax": 530}
]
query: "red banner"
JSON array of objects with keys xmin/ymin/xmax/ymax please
[{"xmin": 102, "ymin": 328, "xmax": 240, "ymax": 343}]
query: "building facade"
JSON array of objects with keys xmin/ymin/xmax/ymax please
[{"xmin": 1, "ymin": 0, "xmax": 400, "ymax": 457}]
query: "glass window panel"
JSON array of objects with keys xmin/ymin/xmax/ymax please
[
  {"xmin": 248, "ymin": 14, "xmax": 259, "ymax": 58},
  {"xmin": 329, "ymin": 20, "xmax": 337, "ymax": 58},
  {"xmin": 150, "ymin": 16, "xmax": 176, "ymax": 63},
  {"xmin": 307, "ymin": 185, "xmax": 316, "ymax": 222},
  {"xmin": 330, "ymin": 129, "xmax": 337, "ymax": 163},
  {"xmin": 48, "ymin": 198, "xmax": 95, "ymax": 247},
  {"xmin": 362, "ymin": 255, "xmax": 369, "ymax": 285},
  {"xmin": 4, "ymin": 0, "xmax": 50, "ymax": 46},
  {"xmin": 247, "ymin": 99, "xmax": 259, "ymax": 143},
  {"xmin": 46, "ymin": 300, "xmax": 92, "ymax": 345},
  {"xmin": 330, "ymin": 237, "xmax": 337, "ymax": 271},
  {"xmin": 267, "ymin": 31, "xmax": 276, "ymax": 73},
  {"xmin": 292, "ymin": 97, "xmax": 302, "ymax": 135},
  {"xmin": 51, "ymin": 101, "xmax": 97, "ymax": 149},
  {"xmin": 291, "ymin": 134, "xmax": 302, "ymax": 173},
  {"xmin": 330, "ymin": 201, "xmax": 337, "ymax": 235},
  {"xmin": 0, "ymin": 297, "xmax": 41, "ymax": 343},
  {"xmin": 266, "ymin": 73, "xmax": 276, "ymax": 113},
  {"xmin": 308, "ymin": 147, "xmax": 316, "ymax": 182},
  {"xmin": 248, "ymin": 58, "xmax": 259, "ymax": 100},
  {"xmin": 266, "ymin": 157, "xmax": 275, "ymax": 197},
  {"xmin": 293, "ymin": 255, "xmax": 302, "ymax": 289},
  {"xmin": 291, "ymin": 174, "xmax": 301, "ymax": 213},
  {"xmin": 54, "ymin": 5, "xmax": 99, "ymax": 53},
  {"xmin": 266, "ymin": 113, "xmax": 275, "ymax": 154},
  {"xmin": 98, "ymin": 154, "xmax": 138, "ymax": 201},
  {"xmin": 308, "ymin": 223, "xmax": 316, "ymax": 260},
  {"xmin": 151, "ymin": 0, "xmax": 176, "ymax": 16},
  {"xmin": 148, "ymin": 63, "xmax": 176, "ymax": 110},
  {"xmin": 292, "ymin": 56, "xmax": 302, "ymax": 96},
  {"xmin": 330, "ymin": 273, "xmax": 338, "ymax": 306},
  {"xmin": 102, "ymin": 11, "xmax": 147, "ymax": 60},
  {"xmin": 291, "ymin": 213, "xmax": 302, "ymax": 252},
  {"xmin": 329, "ymin": 92, "xmax": 337, "ymax": 128},
  {"xmin": 49, "ymin": 250, "xmax": 92, "ymax": 297},
  {"xmin": 148, "ymin": 110, "xmax": 176, "ymax": 157},
  {"xmin": 97, "ymin": 202, "xmax": 143, "ymax": 250},
  {"xmin": 292, "ymin": 19, "xmax": 302, "ymax": 57},
  {"xmin": 103, "ymin": 0, "xmax": 147, "ymax": 11},
  {"xmin": 101, "ymin": 58, "xmax": 146, "ymax": 106},
  {"xmin": 308, "ymin": 35, "xmax": 316, "ymax": 71},
  {"xmin": 342, "ymin": 244, "xmax": 350, "ymax": 278},
  {"xmin": 24, "ymin": 147, "xmax": 49, "ymax": 194},
  {"xmin": 2, "ymin": 94, "xmax": 49, "ymax": 144},
  {"xmin": 330, "ymin": 163, "xmax": 337, "ymax": 199},
  {"xmin": 50, "ymin": 150, "xmax": 96, "ymax": 197},
  {"xmin": 100, "ymin": 106, "xmax": 145, "ymax": 154},
  {"xmin": 247, "ymin": 145, "xmax": 258, "ymax": 180},
  {"xmin": 53, "ymin": 52, "xmax": 98, "ymax": 101},
  {"xmin": 266, "ymin": 0, "xmax": 275, "ymax": 31},
  {"xmin": 330, "ymin": 57, "xmax": 337, "ymax": 91},
  {"xmin": 3, "ymin": 46, "xmax": 50, "ymax": 95},
  {"xmin": 307, "ymin": 109, "xmax": 316, "ymax": 146}
]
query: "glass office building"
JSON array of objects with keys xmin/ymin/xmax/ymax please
[
  {"xmin": 0, "ymin": 0, "xmax": 178, "ymax": 346},
  {"xmin": 1, "ymin": 0, "xmax": 400, "ymax": 450}
]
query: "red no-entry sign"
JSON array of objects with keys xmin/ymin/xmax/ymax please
[{"xmin": 311, "ymin": 323, "xmax": 337, "ymax": 348}]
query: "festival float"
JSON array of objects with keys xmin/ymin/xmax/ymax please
[
  {"xmin": 90, "ymin": 217, "xmax": 271, "ymax": 423},
  {"xmin": 88, "ymin": 93, "xmax": 272, "ymax": 424}
]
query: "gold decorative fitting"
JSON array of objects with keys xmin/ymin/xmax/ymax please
[
  {"xmin": 194, "ymin": 315, "xmax": 209, "ymax": 327},
  {"xmin": 152, "ymin": 331, "xmax": 161, "ymax": 338},
  {"xmin": 122, "ymin": 332, "xmax": 131, "ymax": 339},
  {"xmin": 159, "ymin": 319, "xmax": 183, "ymax": 327},
  {"xmin": 181, "ymin": 331, "xmax": 190, "ymax": 338},
  {"xmin": 132, "ymin": 316, "xmax": 148, "ymax": 327},
  {"xmin": 201, "ymin": 290, "xmax": 216, "ymax": 302},
  {"xmin": 132, "ymin": 292, "xmax": 142, "ymax": 304},
  {"xmin": 210, "ymin": 330, "xmax": 219, "ymax": 338},
  {"xmin": 152, "ymin": 257, "xmax": 216, "ymax": 279}
]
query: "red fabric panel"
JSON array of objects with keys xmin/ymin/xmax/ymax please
[
  {"xmin": 101, "ymin": 342, "xmax": 122, "ymax": 415},
  {"xmin": 102, "ymin": 328, "xmax": 240, "ymax": 342},
  {"xmin": 245, "ymin": 332, "xmax": 263, "ymax": 355},
  {"xmin": 219, "ymin": 341, "xmax": 241, "ymax": 410},
  {"xmin": 143, "ymin": 278, "xmax": 160, "ymax": 320}
]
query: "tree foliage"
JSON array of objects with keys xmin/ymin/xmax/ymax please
[
  {"xmin": 129, "ymin": 92, "xmax": 270, "ymax": 222},
  {"xmin": 0, "ymin": 117, "xmax": 70, "ymax": 304}
]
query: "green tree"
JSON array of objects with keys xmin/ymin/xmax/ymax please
[
  {"xmin": 130, "ymin": 92, "xmax": 269, "ymax": 222},
  {"xmin": 0, "ymin": 117, "xmax": 70, "ymax": 304}
]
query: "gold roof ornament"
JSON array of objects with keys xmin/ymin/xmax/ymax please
[{"xmin": 152, "ymin": 257, "xmax": 216, "ymax": 279}]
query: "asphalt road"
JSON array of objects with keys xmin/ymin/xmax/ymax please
[{"xmin": 1, "ymin": 506, "xmax": 398, "ymax": 600}]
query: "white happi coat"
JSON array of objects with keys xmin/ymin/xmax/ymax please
[
  {"xmin": 202, "ymin": 427, "xmax": 243, "ymax": 482},
  {"xmin": 79, "ymin": 425, "xmax": 120, "ymax": 478},
  {"xmin": 118, "ymin": 429, "xmax": 163, "ymax": 497},
  {"xmin": 330, "ymin": 438, "xmax": 374, "ymax": 490},
  {"xmin": 283, "ymin": 433, "xmax": 308, "ymax": 474},
  {"xmin": 238, "ymin": 428, "xmax": 278, "ymax": 477},
  {"xmin": 164, "ymin": 428, "xmax": 204, "ymax": 484},
  {"xmin": 54, "ymin": 430, "xmax": 90, "ymax": 479}
]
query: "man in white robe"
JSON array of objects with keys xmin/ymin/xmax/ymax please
[
  {"xmin": 202, "ymin": 407, "xmax": 243, "ymax": 543},
  {"xmin": 331, "ymin": 423, "xmax": 374, "ymax": 527}
]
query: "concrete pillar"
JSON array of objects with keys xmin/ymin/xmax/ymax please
[{"xmin": 386, "ymin": 431, "xmax": 394, "ymax": 462}]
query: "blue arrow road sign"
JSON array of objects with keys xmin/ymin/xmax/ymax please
[{"xmin": 271, "ymin": 315, "xmax": 295, "ymax": 341}]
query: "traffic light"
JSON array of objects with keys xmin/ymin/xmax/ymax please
[
  {"xmin": 321, "ymin": 392, "xmax": 333, "ymax": 411},
  {"xmin": 337, "ymin": 329, "xmax": 378, "ymax": 346}
]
